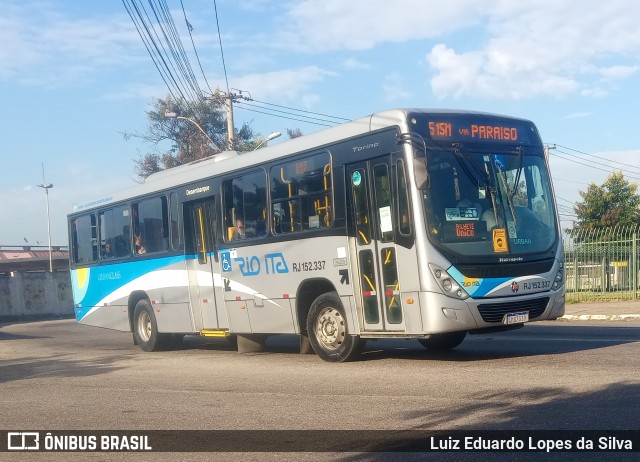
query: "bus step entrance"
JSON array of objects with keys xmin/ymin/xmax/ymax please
[{"xmin": 200, "ymin": 330, "xmax": 231, "ymax": 338}]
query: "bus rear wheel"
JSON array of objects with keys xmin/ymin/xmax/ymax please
[
  {"xmin": 133, "ymin": 299, "xmax": 170, "ymax": 352},
  {"xmin": 307, "ymin": 292, "xmax": 365, "ymax": 362},
  {"xmin": 417, "ymin": 331, "xmax": 467, "ymax": 351}
]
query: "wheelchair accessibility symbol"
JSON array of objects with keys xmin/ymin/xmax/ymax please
[{"xmin": 220, "ymin": 251, "xmax": 232, "ymax": 272}]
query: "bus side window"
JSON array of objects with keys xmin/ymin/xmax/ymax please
[
  {"xmin": 373, "ymin": 163, "xmax": 393, "ymax": 242},
  {"xmin": 223, "ymin": 170, "xmax": 268, "ymax": 242},
  {"xmin": 396, "ymin": 159, "xmax": 411, "ymax": 236},
  {"xmin": 71, "ymin": 214, "xmax": 97, "ymax": 264},
  {"xmin": 270, "ymin": 153, "xmax": 333, "ymax": 234},
  {"xmin": 169, "ymin": 192, "xmax": 182, "ymax": 251},
  {"xmin": 133, "ymin": 197, "xmax": 169, "ymax": 254}
]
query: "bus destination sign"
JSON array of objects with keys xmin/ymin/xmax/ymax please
[{"xmin": 428, "ymin": 121, "xmax": 523, "ymax": 143}]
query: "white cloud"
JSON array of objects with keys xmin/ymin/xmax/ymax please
[
  {"xmin": 269, "ymin": 1, "xmax": 639, "ymax": 101},
  {"xmin": 0, "ymin": 1, "xmax": 143, "ymax": 86},
  {"xmin": 383, "ymin": 73, "xmax": 411, "ymax": 101},
  {"xmin": 563, "ymin": 112, "xmax": 593, "ymax": 120},
  {"xmin": 425, "ymin": 0, "xmax": 640, "ymax": 100},
  {"xmin": 580, "ymin": 87, "xmax": 609, "ymax": 98},
  {"xmin": 231, "ymin": 66, "xmax": 335, "ymax": 103},
  {"xmin": 101, "ymin": 83, "xmax": 171, "ymax": 102},
  {"xmin": 277, "ymin": 0, "xmax": 483, "ymax": 51},
  {"xmin": 596, "ymin": 66, "xmax": 638, "ymax": 80},
  {"xmin": 343, "ymin": 58, "xmax": 371, "ymax": 70}
]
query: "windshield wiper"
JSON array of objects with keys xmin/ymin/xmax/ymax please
[
  {"xmin": 484, "ymin": 162, "xmax": 500, "ymax": 228},
  {"xmin": 451, "ymin": 143, "xmax": 502, "ymax": 227},
  {"xmin": 497, "ymin": 164, "xmax": 517, "ymax": 226},
  {"xmin": 451, "ymin": 143, "xmax": 487, "ymax": 190},
  {"xmin": 498, "ymin": 146, "xmax": 524, "ymax": 226},
  {"xmin": 511, "ymin": 146, "xmax": 524, "ymax": 201}
]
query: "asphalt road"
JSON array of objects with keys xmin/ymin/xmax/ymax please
[{"xmin": 1, "ymin": 318, "xmax": 640, "ymax": 461}]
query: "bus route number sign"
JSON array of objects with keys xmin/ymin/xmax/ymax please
[
  {"xmin": 428, "ymin": 120, "xmax": 521, "ymax": 142},
  {"xmin": 429, "ymin": 121, "xmax": 452, "ymax": 138}
]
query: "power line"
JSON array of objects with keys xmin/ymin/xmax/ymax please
[
  {"xmin": 235, "ymin": 100, "xmax": 343, "ymax": 126},
  {"xmin": 122, "ymin": 0, "xmax": 179, "ymax": 102},
  {"xmin": 556, "ymin": 195, "xmax": 578, "ymax": 205},
  {"xmin": 555, "ymin": 147, "xmax": 640, "ymax": 178},
  {"xmin": 212, "ymin": 0, "xmax": 230, "ymax": 96},
  {"xmin": 250, "ymin": 98, "xmax": 351, "ymax": 123},
  {"xmin": 137, "ymin": 0, "xmax": 199, "ymax": 102},
  {"xmin": 554, "ymin": 143, "xmax": 640, "ymax": 173},
  {"xmin": 551, "ymin": 149, "xmax": 640, "ymax": 182},
  {"xmin": 155, "ymin": 0, "xmax": 202, "ymax": 100},
  {"xmin": 125, "ymin": 0, "xmax": 354, "ymax": 132},
  {"xmin": 233, "ymin": 102, "xmax": 335, "ymax": 127},
  {"xmin": 180, "ymin": 0, "xmax": 215, "ymax": 96},
  {"xmin": 122, "ymin": 0, "xmax": 202, "ymax": 117}
]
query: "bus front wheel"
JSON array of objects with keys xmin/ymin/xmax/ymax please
[
  {"xmin": 133, "ymin": 299, "xmax": 170, "ymax": 352},
  {"xmin": 417, "ymin": 331, "xmax": 467, "ymax": 351},
  {"xmin": 307, "ymin": 292, "xmax": 365, "ymax": 362}
]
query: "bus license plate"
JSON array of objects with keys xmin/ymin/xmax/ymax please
[{"xmin": 503, "ymin": 311, "xmax": 529, "ymax": 325}]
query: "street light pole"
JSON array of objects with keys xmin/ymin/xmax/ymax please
[
  {"xmin": 164, "ymin": 112, "xmax": 221, "ymax": 151},
  {"xmin": 37, "ymin": 163, "xmax": 53, "ymax": 272},
  {"xmin": 253, "ymin": 132, "xmax": 282, "ymax": 151}
]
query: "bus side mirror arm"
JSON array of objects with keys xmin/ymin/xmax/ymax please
[{"xmin": 413, "ymin": 158, "xmax": 430, "ymax": 189}]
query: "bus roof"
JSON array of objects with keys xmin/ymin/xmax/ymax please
[{"xmin": 70, "ymin": 108, "xmax": 535, "ymax": 214}]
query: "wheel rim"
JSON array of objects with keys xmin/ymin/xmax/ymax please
[
  {"xmin": 137, "ymin": 310, "xmax": 152, "ymax": 342},
  {"xmin": 315, "ymin": 307, "xmax": 346, "ymax": 350}
]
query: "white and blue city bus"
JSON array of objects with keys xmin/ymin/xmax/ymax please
[{"xmin": 68, "ymin": 108, "xmax": 565, "ymax": 362}]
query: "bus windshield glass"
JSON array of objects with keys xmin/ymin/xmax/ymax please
[{"xmin": 423, "ymin": 147, "xmax": 557, "ymax": 259}]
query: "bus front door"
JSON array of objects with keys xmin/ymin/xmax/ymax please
[
  {"xmin": 348, "ymin": 158, "xmax": 405, "ymax": 332},
  {"xmin": 185, "ymin": 199, "xmax": 228, "ymax": 331}
]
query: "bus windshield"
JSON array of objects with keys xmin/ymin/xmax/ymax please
[{"xmin": 423, "ymin": 147, "xmax": 557, "ymax": 259}]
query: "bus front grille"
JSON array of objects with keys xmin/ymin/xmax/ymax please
[{"xmin": 476, "ymin": 297, "xmax": 550, "ymax": 323}]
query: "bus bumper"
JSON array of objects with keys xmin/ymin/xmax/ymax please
[{"xmin": 418, "ymin": 289, "xmax": 566, "ymax": 334}]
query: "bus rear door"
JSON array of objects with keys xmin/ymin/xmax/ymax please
[{"xmin": 184, "ymin": 199, "xmax": 228, "ymax": 331}]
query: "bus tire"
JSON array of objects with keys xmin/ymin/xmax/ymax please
[
  {"xmin": 307, "ymin": 292, "xmax": 365, "ymax": 362},
  {"xmin": 417, "ymin": 331, "xmax": 467, "ymax": 351},
  {"xmin": 133, "ymin": 299, "xmax": 170, "ymax": 352}
]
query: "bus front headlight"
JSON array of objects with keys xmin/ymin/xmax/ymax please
[
  {"xmin": 429, "ymin": 264, "xmax": 469, "ymax": 300},
  {"xmin": 552, "ymin": 262, "xmax": 564, "ymax": 290}
]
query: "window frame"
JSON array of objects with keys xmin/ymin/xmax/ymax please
[
  {"xmin": 131, "ymin": 195, "xmax": 170, "ymax": 256},
  {"xmin": 222, "ymin": 169, "xmax": 269, "ymax": 243},
  {"xmin": 269, "ymin": 151, "xmax": 334, "ymax": 235}
]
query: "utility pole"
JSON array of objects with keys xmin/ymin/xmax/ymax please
[
  {"xmin": 225, "ymin": 93, "xmax": 235, "ymax": 151},
  {"xmin": 206, "ymin": 90, "xmax": 249, "ymax": 151},
  {"xmin": 544, "ymin": 144, "xmax": 556, "ymax": 161},
  {"xmin": 221, "ymin": 89, "xmax": 251, "ymax": 151}
]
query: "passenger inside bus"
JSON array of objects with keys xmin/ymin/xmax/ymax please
[
  {"xmin": 231, "ymin": 217, "xmax": 246, "ymax": 240},
  {"xmin": 482, "ymin": 208, "xmax": 498, "ymax": 231},
  {"xmin": 134, "ymin": 234, "xmax": 146, "ymax": 254},
  {"xmin": 456, "ymin": 197, "xmax": 482, "ymax": 220},
  {"xmin": 103, "ymin": 242, "xmax": 113, "ymax": 258},
  {"xmin": 454, "ymin": 170, "xmax": 485, "ymax": 219}
]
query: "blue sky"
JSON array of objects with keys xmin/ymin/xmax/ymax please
[{"xmin": 2, "ymin": 0, "xmax": 640, "ymax": 246}]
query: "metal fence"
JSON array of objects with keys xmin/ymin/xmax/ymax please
[{"xmin": 563, "ymin": 226, "xmax": 640, "ymax": 302}]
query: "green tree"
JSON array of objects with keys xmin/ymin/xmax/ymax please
[
  {"xmin": 124, "ymin": 93, "xmax": 256, "ymax": 179},
  {"xmin": 573, "ymin": 172, "xmax": 640, "ymax": 231},
  {"xmin": 286, "ymin": 128, "xmax": 303, "ymax": 139}
]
